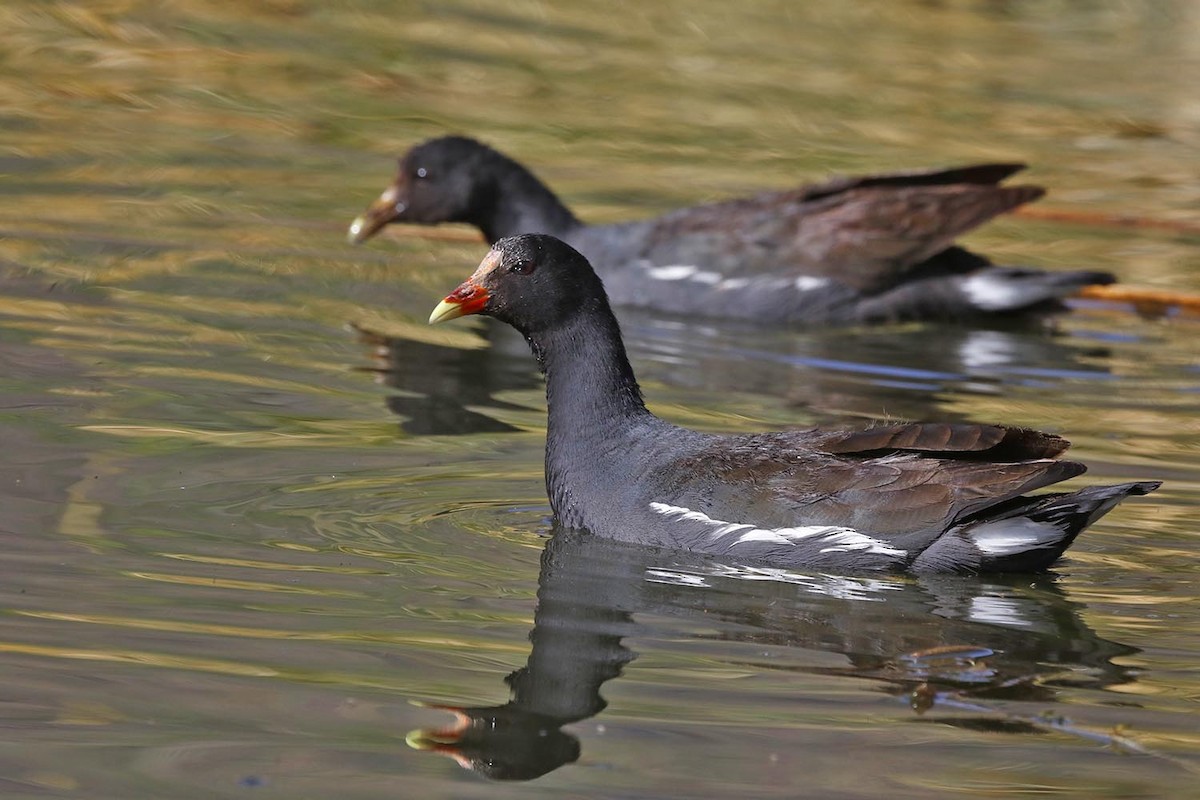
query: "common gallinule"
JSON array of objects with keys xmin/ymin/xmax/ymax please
[
  {"xmin": 428, "ymin": 234, "xmax": 1158, "ymax": 574},
  {"xmin": 354, "ymin": 136, "xmax": 1115, "ymax": 325}
]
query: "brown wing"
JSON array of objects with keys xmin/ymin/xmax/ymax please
[
  {"xmin": 780, "ymin": 184, "xmax": 1045, "ymax": 291},
  {"xmin": 640, "ymin": 175, "xmax": 1043, "ymax": 291},
  {"xmin": 796, "ymin": 163, "xmax": 1027, "ymax": 199},
  {"xmin": 662, "ymin": 424, "xmax": 1083, "ymax": 544},
  {"xmin": 819, "ymin": 423, "xmax": 1071, "ymax": 460}
]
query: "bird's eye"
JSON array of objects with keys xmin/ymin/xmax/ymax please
[
  {"xmin": 510, "ymin": 259, "xmax": 537, "ymax": 275},
  {"xmin": 415, "ymin": 167, "xmax": 429, "ymax": 179}
]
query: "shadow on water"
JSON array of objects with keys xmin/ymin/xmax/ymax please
[
  {"xmin": 351, "ymin": 322, "xmax": 541, "ymax": 435},
  {"xmin": 621, "ymin": 310, "xmax": 1116, "ymax": 422},
  {"xmin": 407, "ymin": 531, "xmax": 1139, "ymax": 782},
  {"xmin": 356, "ymin": 309, "xmax": 1114, "ymax": 434}
]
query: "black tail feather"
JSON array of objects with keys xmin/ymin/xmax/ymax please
[
  {"xmin": 978, "ymin": 481, "xmax": 1161, "ymax": 573},
  {"xmin": 913, "ymin": 481, "xmax": 1160, "ymax": 574}
]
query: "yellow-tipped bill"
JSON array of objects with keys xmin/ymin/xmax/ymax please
[
  {"xmin": 429, "ymin": 280, "xmax": 489, "ymax": 324},
  {"xmin": 347, "ymin": 186, "xmax": 404, "ymax": 245}
]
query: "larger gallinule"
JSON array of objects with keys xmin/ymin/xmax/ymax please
[
  {"xmin": 428, "ymin": 235, "xmax": 1158, "ymax": 574},
  {"xmin": 354, "ymin": 136, "xmax": 1115, "ymax": 325}
]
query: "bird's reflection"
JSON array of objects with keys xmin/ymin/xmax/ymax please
[
  {"xmin": 620, "ymin": 309, "xmax": 1113, "ymax": 422},
  {"xmin": 407, "ymin": 531, "xmax": 1137, "ymax": 781},
  {"xmin": 352, "ymin": 323, "xmax": 540, "ymax": 435},
  {"xmin": 358, "ymin": 314, "xmax": 1111, "ymax": 433}
]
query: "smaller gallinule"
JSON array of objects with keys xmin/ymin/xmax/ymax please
[
  {"xmin": 428, "ymin": 234, "xmax": 1158, "ymax": 574},
  {"xmin": 354, "ymin": 136, "xmax": 1115, "ymax": 325}
]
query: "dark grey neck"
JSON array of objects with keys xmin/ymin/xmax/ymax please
[
  {"xmin": 531, "ymin": 302, "xmax": 656, "ymax": 527},
  {"xmin": 475, "ymin": 156, "xmax": 584, "ymax": 244},
  {"xmin": 529, "ymin": 300, "xmax": 651, "ymax": 435}
]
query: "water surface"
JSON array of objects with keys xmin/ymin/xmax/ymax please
[{"xmin": 1, "ymin": 2, "xmax": 1199, "ymax": 797}]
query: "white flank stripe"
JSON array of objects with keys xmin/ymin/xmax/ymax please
[
  {"xmin": 718, "ymin": 277, "xmax": 752, "ymax": 290},
  {"xmin": 817, "ymin": 530, "xmax": 904, "ymax": 554},
  {"xmin": 648, "ymin": 502, "xmax": 906, "ymax": 558},
  {"xmin": 735, "ymin": 530, "xmax": 794, "ymax": 546},
  {"xmin": 646, "ymin": 265, "xmax": 725, "ymax": 285},
  {"xmin": 647, "ymin": 265, "xmax": 697, "ymax": 281},
  {"xmin": 795, "ymin": 275, "xmax": 830, "ymax": 292},
  {"xmin": 969, "ymin": 518, "xmax": 1061, "ymax": 556}
]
